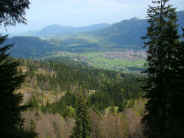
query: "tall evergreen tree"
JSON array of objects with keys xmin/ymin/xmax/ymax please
[
  {"xmin": 142, "ymin": 0, "xmax": 184, "ymax": 138},
  {"xmin": 70, "ymin": 91, "xmax": 91, "ymax": 138},
  {"xmin": 0, "ymin": 0, "xmax": 36, "ymax": 137},
  {"xmin": 169, "ymin": 24, "xmax": 184, "ymax": 137},
  {"xmin": 0, "ymin": 36, "xmax": 31, "ymax": 138}
]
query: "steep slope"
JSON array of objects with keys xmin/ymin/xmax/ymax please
[
  {"xmin": 4, "ymin": 37, "xmax": 56, "ymax": 58},
  {"xmin": 93, "ymin": 18, "xmax": 147, "ymax": 47},
  {"xmin": 93, "ymin": 11, "xmax": 184, "ymax": 48}
]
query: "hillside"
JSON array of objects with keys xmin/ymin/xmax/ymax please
[
  {"xmin": 16, "ymin": 59, "xmax": 145, "ymax": 138},
  {"xmin": 91, "ymin": 11, "xmax": 184, "ymax": 47},
  {"xmin": 4, "ymin": 36, "xmax": 56, "ymax": 59},
  {"xmin": 91, "ymin": 18, "xmax": 147, "ymax": 48},
  {"xmin": 17, "ymin": 59, "xmax": 144, "ymax": 110},
  {"xmin": 20, "ymin": 23, "xmax": 110, "ymax": 37}
]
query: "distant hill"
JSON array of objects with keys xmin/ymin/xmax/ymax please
[
  {"xmin": 47, "ymin": 11, "xmax": 184, "ymax": 51},
  {"xmin": 177, "ymin": 11, "xmax": 184, "ymax": 35},
  {"xmin": 92, "ymin": 11, "xmax": 184, "ymax": 48},
  {"xmin": 92, "ymin": 18, "xmax": 147, "ymax": 47},
  {"xmin": 4, "ymin": 11, "xmax": 184, "ymax": 58},
  {"xmin": 20, "ymin": 23, "xmax": 110, "ymax": 37},
  {"xmin": 4, "ymin": 37, "xmax": 56, "ymax": 58}
]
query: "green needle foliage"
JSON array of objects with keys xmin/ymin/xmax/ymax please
[
  {"xmin": 142, "ymin": 0, "xmax": 184, "ymax": 138},
  {"xmin": 0, "ymin": 36, "xmax": 23, "ymax": 137},
  {"xmin": 70, "ymin": 91, "xmax": 91, "ymax": 138},
  {"xmin": 0, "ymin": 0, "xmax": 36, "ymax": 137},
  {"xmin": 0, "ymin": 36, "xmax": 36, "ymax": 137},
  {"xmin": 0, "ymin": 0, "xmax": 30, "ymax": 25}
]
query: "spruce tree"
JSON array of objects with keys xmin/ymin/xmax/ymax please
[
  {"xmin": 142, "ymin": 0, "xmax": 184, "ymax": 137},
  {"xmin": 0, "ymin": 36, "xmax": 25, "ymax": 137},
  {"xmin": 0, "ymin": 0, "xmax": 36, "ymax": 137},
  {"xmin": 70, "ymin": 92, "xmax": 91, "ymax": 138},
  {"xmin": 168, "ymin": 26, "xmax": 184, "ymax": 137}
]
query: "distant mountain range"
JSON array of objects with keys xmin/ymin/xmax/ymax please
[
  {"xmin": 20, "ymin": 23, "xmax": 110, "ymax": 37},
  {"xmin": 92, "ymin": 17, "xmax": 148, "ymax": 47},
  {"xmin": 4, "ymin": 11, "xmax": 184, "ymax": 58},
  {"xmin": 92, "ymin": 11, "xmax": 184, "ymax": 47}
]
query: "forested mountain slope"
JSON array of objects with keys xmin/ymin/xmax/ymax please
[
  {"xmin": 4, "ymin": 36, "xmax": 56, "ymax": 58},
  {"xmin": 16, "ymin": 59, "xmax": 145, "ymax": 138},
  {"xmin": 92, "ymin": 11, "xmax": 184, "ymax": 47},
  {"xmin": 5, "ymin": 11, "xmax": 183, "ymax": 59}
]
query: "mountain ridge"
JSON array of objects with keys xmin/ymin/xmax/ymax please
[
  {"xmin": 19, "ymin": 23, "xmax": 110, "ymax": 37},
  {"xmin": 91, "ymin": 11, "xmax": 184, "ymax": 47},
  {"xmin": 4, "ymin": 11, "xmax": 184, "ymax": 58}
]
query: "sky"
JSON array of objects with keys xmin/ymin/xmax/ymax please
[{"xmin": 5, "ymin": 0, "xmax": 184, "ymax": 33}]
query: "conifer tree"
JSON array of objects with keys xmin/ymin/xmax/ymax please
[
  {"xmin": 168, "ymin": 25, "xmax": 184, "ymax": 137},
  {"xmin": 0, "ymin": 36, "xmax": 28, "ymax": 137},
  {"xmin": 142, "ymin": 0, "xmax": 184, "ymax": 137},
  {"xmin": 70, "ymin": 91, "xmax": 91, "ymax": 138},
  {"xmin": 0, "ymin": 0, "xmax": 36, "ymax": 137}
]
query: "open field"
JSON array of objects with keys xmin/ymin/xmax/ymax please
[{"xmin": 43, "ymin": 50, "xmax": 146, "ymax": 72}]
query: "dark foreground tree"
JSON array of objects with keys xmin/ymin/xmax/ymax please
[
  {"xmin": 70, "ymin": 92, "xmax": 91, "ymax": 138},
  {"xmin": 0, "ymin": 0, "xmax": 30, "ymax": 26},
  {"xmin": 0, "ymin": 0, "xmax": 36, "ymax": 137},
  {"xmin": 0, "ymin": 36, "xmax": 36, "ymax": 138},
  {"xmin": 142, "ymin": 0, "xmax": 184, "ymax": 138}
]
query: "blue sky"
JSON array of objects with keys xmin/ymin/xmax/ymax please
[{"xmin": 6, "ymin": 0, "xmax": 184, "ymax": 33}]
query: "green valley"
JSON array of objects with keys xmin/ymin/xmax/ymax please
[
  {"xmin": 4, "ymin": 11, "xmax": 183, "ymax": 73},
  {"xmin": 44, "ymin": 51, "xmax": 146, "ymax": 72}
]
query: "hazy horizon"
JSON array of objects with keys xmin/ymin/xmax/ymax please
[{"xmin": 3, "ymin": 0, "xmax": 184, "ymax": 34}]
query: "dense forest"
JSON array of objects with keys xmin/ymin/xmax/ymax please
[
  {"xmin": 16, "ymin": 59, "xmax": 146, "ymax": 138},
  {"xmin": 18, "ymin": 59, "xmax": 144, "ymax": 112}
]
